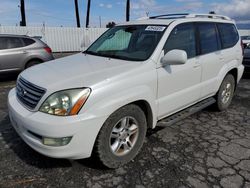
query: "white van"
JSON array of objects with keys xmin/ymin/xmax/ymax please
[{"xmin": 8, "ymin": 13, "xmax": 244, "ymax": 168}]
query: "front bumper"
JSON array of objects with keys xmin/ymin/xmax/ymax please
[{"xmin": 8, "ymin": 88, "xmax": 108, "ymax": 159}]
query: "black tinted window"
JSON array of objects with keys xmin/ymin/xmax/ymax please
[
  {"xmin": 0, "ymin": 37, "xmax": 8, "ymax": 50},
  {"xmin": 22, "ymin": 38, "xmax": 35, "ymax": 46},
  {"xmin": 164, "ymin": 23, "xmax": 196, "ymax": 58},
  {"xmin": 198, "ymin": 23, "xmax": 219, "ymax": 55},
  {"xmin": 218, "ymin": 23, "xmax": 239, "ymax": 49},
  {"xmin": 7, "ymin": 37, "xmax": 23, "ymax": 49}
]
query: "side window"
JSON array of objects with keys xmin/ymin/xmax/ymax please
[
  {"xmin": 198, "ymin": 23, "xmax": 219, "ymax": 55},
  {"xmin": 7, "ymin": 37, "xmax": 23, "ymax": 49},
  {"xmin": 22, "ymin": 38, "xmax": 36, "ymax": 46},
  {"xmin": 0, "ymin": 37, "xmax": 8, "ymax": 50},
  {"xmin": 164, "ymin": 23, "xmax": 196, "ymax": 58},
  {"xmin": 217, "ymin": 23, "xmax": 239, "ymax": 49}
]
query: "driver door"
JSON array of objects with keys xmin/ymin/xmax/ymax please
[{"xmin": 157, "ymin": 23, "xmax": 202, "ymax": 119}]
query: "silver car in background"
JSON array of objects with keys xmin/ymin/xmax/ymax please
[{"xmin": 0, "ymin": 34, "xmax": 54, "ymax": 73}]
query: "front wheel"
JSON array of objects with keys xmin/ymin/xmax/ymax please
[
  {"xmin": 214, "ymin": 74, "xmax": 235, "ymax": 111},
  {"xmin": 94, "ymin": 104, "xmax": 147, "ymax": 168}
]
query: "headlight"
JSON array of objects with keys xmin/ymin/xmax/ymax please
[{"xmin": 39, "ymin": 88, "xmax": 91, "ymax": 116}]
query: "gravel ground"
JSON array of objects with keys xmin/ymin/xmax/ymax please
[{"xmin": 0, "ymin": 69, "xmax": 249, "ymax": 187}]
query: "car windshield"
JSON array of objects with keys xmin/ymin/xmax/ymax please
[{"xmin": 85, "ymin": 25, "xmax": 167, "ymax": 61}]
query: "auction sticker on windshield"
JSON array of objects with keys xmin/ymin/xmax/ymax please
[{"xmin": 145, "ymin": 26, "xmax": 166, "ymax": 32}]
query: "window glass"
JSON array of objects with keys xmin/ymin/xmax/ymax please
[
  {"xmin": 0, "ymin": 37, "xmax": 8, "ymax": 50},
  {"xmin": 7, "ymin": 37, "xmax": 23, "ymax": 49},
  {"xmin": 97, "ymin": 30, "xmax": 131, "ymax": 51},
  {"xmin": 218, "ymin": 23, "xmax": 239, "ymax": 49},
  {"xmin": 198, "ymin": 23, "xmax": 219, "ymax": 55},
  {"xmin": 164, "ymin": 23, "xmax": 196, "ymax": 58},
  {"xmin": 22, "ymin": 38, "xmax": 35, "ymax": 46}
]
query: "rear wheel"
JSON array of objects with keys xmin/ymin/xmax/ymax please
[
  {"xmin": 214, "ymin": 74, "xmax": 235, "ymax": 111},
  {"xmin": 94, "ymin": 104, "xmax": 147, "ymax": 168}
]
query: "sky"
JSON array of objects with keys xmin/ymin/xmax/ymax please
[{"xmin": 0, "ymin": 0, "xmax": 250, "ymax": 28}]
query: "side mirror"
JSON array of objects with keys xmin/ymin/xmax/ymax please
[{"xmin": 161, "ymin": 49, "xmax": 188, "ymax": 66}]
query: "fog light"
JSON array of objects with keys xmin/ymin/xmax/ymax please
[{"xmin": 43, "ymin": 137, "xmax": 72, "ymax": 147}]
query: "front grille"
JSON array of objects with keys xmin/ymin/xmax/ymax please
[{"xmin": 16, "ymin": 77, "xmax": 46, "ymax": 110}]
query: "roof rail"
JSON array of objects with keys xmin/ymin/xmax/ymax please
[
  {"xmin": 149, "ymin": 13, "xmax": 189, "ymax": 19},
  {"xmin": 149, "ymin": 13, "xmax": 231, "ymax": 21},
  {"xmin": 186, "ymin": 14, "xmax": 231, "ymax": 20}
]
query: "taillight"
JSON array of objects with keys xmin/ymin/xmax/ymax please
[
  {"xmin": 241, "ymin": 40, "xmax": 244, "ymax": 56},
  {"xmin": 44, "ymin": 47, "xmax": 52, "ymax": 54}
]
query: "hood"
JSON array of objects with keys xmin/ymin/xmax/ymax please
[{"xmin": 20, "ymin": 53, "xmax": 142, "ymax": 91}]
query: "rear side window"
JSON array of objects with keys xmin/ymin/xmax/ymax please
[
  {"xmin": 0, "ymin": 37, "xmax": 8, "ymax": 50},
  {"xmin": 198, "ymin": 23, "xmax": 220, "ymax": 55},
  {"xmin": 7, "ymin": 37, "xmax": 23, "ymax": 49},
  {"xmin": 22, "ymin": 38, "xmax": 36, "ymax": 46},
  {"xmin": 217, "ymin": 23, "xmax": 239, "ymax": 49},
  {"xmin": 164, "ymin": 23, "xmax": 196, "ymax": 58}
]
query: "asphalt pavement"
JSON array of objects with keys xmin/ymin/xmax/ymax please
[{"xmin": 0, "ymin": 59, "xmax": 250, "ymax": 187}]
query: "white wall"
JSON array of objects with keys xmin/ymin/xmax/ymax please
[
  {"xmin": 0, "ymin": 26, "xmax": 107, "ymax": 52},
  {"xmin": 0, "ymin": 26, "xmax": 249, "ymax": 52},
  {"xmin": 239, "ymin": 30, "xmax": 250, "ymax": 36}
]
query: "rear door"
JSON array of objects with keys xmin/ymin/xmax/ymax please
[
  {"xmin": 0, "ymin": 37, "xmax": 26, "ymax": 71},
  {"xmin": 196, "ymin": 22, "xmax": 223, "ymax": 98},
  {"xmin": 157, "ymin": 23, "xmax": 202, "ymax": 119}
]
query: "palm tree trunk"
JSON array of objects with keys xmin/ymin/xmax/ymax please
[
  {"xmin": 74, "ymin": 0, "xmax": 81, "ymax": 27},
  {"xmin": 126, "ymin": 0, "xmax": 130, "ymax": 22},
  {"xmin": 86, "ymin": 0, "xmax": 91, "ymax": 28},
  {"xmin": 20, "ymin": 0, "xmax": 26, "ymax": 26}
]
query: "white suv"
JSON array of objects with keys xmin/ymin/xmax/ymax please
[{"xmin": 8, "ymin": 13, "xmax": 244, "ymax": 168}]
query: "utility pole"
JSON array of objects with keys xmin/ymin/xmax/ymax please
[
  {"xmin": 74, "ymin": 0, "xmax": 81, "ymax": 27},
  {"xmin": 126, "ymin": 0, "xmax": 130, "ymax": 22},
  {"xmin": 86, "ymin": 0, "xmax": 91, "ymax": 28},
  {"xmin": 20, "ymin": 0, "xmax": 26, "ymax": 26}
]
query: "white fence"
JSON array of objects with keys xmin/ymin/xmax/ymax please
[
  {"xmin": 0, "ymin": 26, "xmax": 249, "ymax": 52},
  {"xmin": 239, "ymin": 30, "xmax": 250, "ymax": 37},
  {"xmin": 0, "ymin": 26, "xmax": 107, "ymax": 52}
]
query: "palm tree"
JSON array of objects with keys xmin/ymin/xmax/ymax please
[
  {"xmin": 126, "ymin": 0, "xmax": 130, "ymax": 22},
  {"xmin": 20, "ymin": 0, "xmax": 26, "ymax": 26},
  {"xmin": 74, "ymin": 0, "xmax": 81, "ymax": 27},
  {"xmin": 86, "ymin": 0, "xmax": 91, "ymax": 28}
]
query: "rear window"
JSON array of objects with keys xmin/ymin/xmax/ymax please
[
  {"xmin": 198, "ymin": 23, "xmax": 220, "ymax": 55},
  {"xmin": 217, "ymin": 23, "xmax": 239, "ymax": 49},
  {"xmin": 22, "ymin": 38, "xmax": 36, "ymax": 46}
]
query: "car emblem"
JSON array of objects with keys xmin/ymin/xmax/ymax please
[{"xmin": 20, "ymin": 88, "xmax": 27, "ymax": 97}]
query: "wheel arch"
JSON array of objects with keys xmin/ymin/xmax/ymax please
[
  {"xmin": 227, "ymin": 68, "xmax": 238, "ymax": 91},
  {"xmin": 130, "ymin": 100, "xmax": 154, "ymax": 129},
  {"xmin": 24, "ymin": 58, "xmax": 44, "ymax": 69}
]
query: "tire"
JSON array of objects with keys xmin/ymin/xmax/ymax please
[
  {"xmin": 25, "ymin": 60, "xmax": 42, "ymax": 69},
  {"xmin": 214, "ymin": 74, "xmax": 235, "ymax": 111},
  {"xmin": 94, "ymin": 104, "xmax": 147, "ymax": 168}
]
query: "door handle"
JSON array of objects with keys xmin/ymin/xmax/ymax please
[
  {"xmin": 193, "ymin": 63, "xmax": 200, "ymax": 68},
  {"xmin": 22, "ymin": 51, "xmax": 28, "ymax": 54}
]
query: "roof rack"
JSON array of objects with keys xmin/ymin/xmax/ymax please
[
  {"xmin": 149, "ymin": 13, "xmax": 231, "ymax": 21},
  {"xmin": 186, "ymin": 14, "xmax": 231, "ymax": 20},
  {"xmin": 149, "ymin": 13, "xmax": 189, "ymax": 19}
]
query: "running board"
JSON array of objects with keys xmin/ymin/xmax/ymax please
[{"xmin": 157, "ymin": 97, "xmax": 216, "ymax": 127}]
